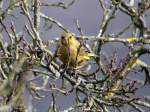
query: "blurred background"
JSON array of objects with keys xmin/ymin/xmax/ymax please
[{"xmin": 1, "ymin": 0, "xmax": 150, "ymax": 111}]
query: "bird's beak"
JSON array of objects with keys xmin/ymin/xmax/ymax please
[{"xmin": 61, "ymin": 36, "xmax": 69, "ymax": 46}]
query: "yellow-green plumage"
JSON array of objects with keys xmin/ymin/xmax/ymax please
[{"xmin": 58, "ymin": 32, "xmax": 94, "ymax": 68}]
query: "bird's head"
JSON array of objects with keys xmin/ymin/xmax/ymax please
[{"xmin": 60, "ymin": 32, "xmax": 73, "ymax": 46}]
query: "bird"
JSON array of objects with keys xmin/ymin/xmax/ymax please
[{"xmin": 57, "ymin": 32, "xmax": 95, "ymax": 69}]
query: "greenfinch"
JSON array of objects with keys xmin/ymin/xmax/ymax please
[{"xmin": 58, "ymin": 32, "xmax": 94, "ymax": 68}]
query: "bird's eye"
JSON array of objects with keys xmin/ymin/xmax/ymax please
[{"xmin": 61, "ymin": 36, "xmax": 65, "ymax": 39}]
